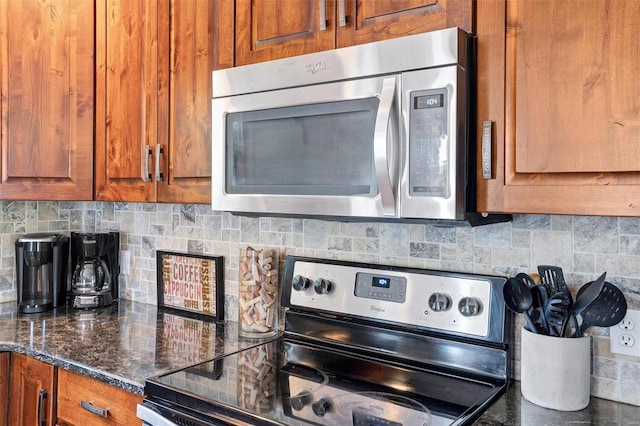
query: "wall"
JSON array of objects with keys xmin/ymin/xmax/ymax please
[{"xmin": 1, "ymin": 201, "xmax": 639, "ymax": 405}]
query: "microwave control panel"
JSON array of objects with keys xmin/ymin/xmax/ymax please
[{"xmin": 408, "ymin": 88, "xmax": 449, "ymax": 198}]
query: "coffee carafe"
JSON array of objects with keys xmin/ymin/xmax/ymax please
[
  {"xmin": 70, "ymin": 232, "xmax": 119, "ymax": 309},
  {"xmin": 15, "ymin": 233, "xmax": 69, "ymax": 313}
]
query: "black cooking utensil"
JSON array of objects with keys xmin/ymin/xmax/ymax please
[
  {"xmin": 573, "ymin": 281, "xmax": 627, "ymax": 337},
  {"xmin": 544, "ymin": 292, "xmax": 572, "ymax": 337},
  {"xmin": 537, "ymin": 265, "xmax": 568, "ymax": 297},
  {"xmin": 570, "ymin": 271, "xmax": 607, "ymax": 336},
  {"xmin": 538, "ymin": 265, "xmax": 574, "ymax": 336},
  {"xmin": 515, "ymin": 273, "xmax": 548, "ymax": 332},
  {"xmin": 530, "ymin": 284, "xmax": 550, "ymax": 334},
  {"xmin": 503, "ymin": 277, "xmax": 539, "ymax": 333}
]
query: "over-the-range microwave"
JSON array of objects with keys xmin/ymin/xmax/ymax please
[{"xmin": 211, "ymin": 27, "xmax": 509, "ymax": 225}]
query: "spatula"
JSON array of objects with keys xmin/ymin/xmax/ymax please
[{"xmin": 537, "ymin": 265, "xmax": 569, "ymax": 297}]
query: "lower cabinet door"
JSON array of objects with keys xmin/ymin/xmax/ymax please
[
  {"xmin": 57, "ymin": 369, "xmax": 144, "ymax": 426},
  {"xmin": 8, "ymin": 353, "xmax": 56, "ymax": 426},
  {"xmin": 0, "ymin": 353, "xmax": 9, "ymax": 423}
]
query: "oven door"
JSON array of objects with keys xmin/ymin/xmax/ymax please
[{"xmin": 212, "ymin": 75, "xmax": 400, "ymax": 219}]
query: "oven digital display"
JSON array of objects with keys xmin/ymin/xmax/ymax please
[
  {"xmin": 354, "ymin": 272, "xmax": 406, "ymax": 303},
  {"xmin": 353, "ymin": 410, "xmax": 402, "ymax": 426},
  {"xmin": 372, "ymin": 276, "xmax": 391, "ymax": 288}
]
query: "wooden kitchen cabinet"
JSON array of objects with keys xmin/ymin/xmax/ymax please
[
  {"xmin": 0, "ymin": 353, "xmax": 8, "ymax": 423},
  {"xmin": 0, "ymin": 0, "xmax": 94, "ymax": 200},
  {"xmin": 235, "ymin": 0, "xmax": 473, "ymax": 65},
  {"xmin": 8, "ymin": 353, "xmax": 56, "ymax": 426},
  {"xmin": 57, "ymin": 369, "xmax": 143, "ymax": 426},
  {"xmin": 95, "ymin": 0, "xmax": 226, "ymax": 203},
  {"xmin": 476, "ymin": 0, "xmax": 640, "ymax": 216}
]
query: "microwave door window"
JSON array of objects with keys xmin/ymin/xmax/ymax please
[{"xmin": 225, "ymin": 98, "xmax": 380, "ymax": 196}]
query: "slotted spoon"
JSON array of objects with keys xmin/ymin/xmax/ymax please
[{"xmin": 573, "ymin": 281, "xmax": 627, "ymax": 337}]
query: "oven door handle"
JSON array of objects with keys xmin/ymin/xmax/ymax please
[
  {"xmin": 137, "ymin": 404, "xmax": 178, "ymax": 426},
  {"xmin": 374, "ymin": 77, "xmax": 397, "ymax": 216}
]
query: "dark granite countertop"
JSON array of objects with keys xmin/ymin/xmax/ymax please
[
  {"xmin": 0, "ymin": 300, "xmax": 266, "ymax": 395},
  {"xmin": 3, "ymin": 300, "xmax": 640, "ymax": 424},
  {"xmin": 475, "ymin": 381, "xmax": 640, "ymax": 425}
]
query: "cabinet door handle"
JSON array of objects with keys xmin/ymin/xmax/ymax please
[
  {"xmin": 481, "ymin": 120, "xmax": 493, "ymax": 179},
  {"xmin": 155, "ymin": 143, "xmax": 164, "ymax": 181},
  {"xmin": 37, "ymin": 389, "xmax": 47, "ymax": 426},
  {"xmin": 143, "ymin": 145, "xmax": 152, "ymax": 182},
  {"xmin": 338, "ymin": 0, "xmax": 346, "ymax": 27},
  {"xmin": 319, "ymin": 0, "xmax": 327, "ymax": 30},
  {"xmin": 81, "ymin": 400, "xmax": 109, "ymax": 418}
]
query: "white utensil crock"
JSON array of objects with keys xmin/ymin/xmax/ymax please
[{"xmin": 520, "ymin": 327, "xmax": 591, "ymax": 411}]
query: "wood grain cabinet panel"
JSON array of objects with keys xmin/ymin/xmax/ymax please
[
  {"xmin": 476, "ymin": 0, "xmax": 640, "ymax": 216},
  {"xmin": 96, "ymin": 0, "xmax": 225, "ymax": 203},
  {"xmin": 0, "ymin": 353, "xmax": 8, "ymax": 424},
  {"xmin": 235, "ymin": 0, "xmax": 472, "ymax": 65},
  {"xmin": 57, "ymin": 368, "xmax": 143, "ymax": 426},
  {"xmin": 8, "ymin": 353, "xmax": 56, "ymax": 426},
  {"xmin": 0, "ymin": 0, "xmax": 94, "ymax": 200}
]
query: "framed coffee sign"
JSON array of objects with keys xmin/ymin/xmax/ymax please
[{"xmin": 156, "ymin": 251, "xmax": 224, "ymax": 320}]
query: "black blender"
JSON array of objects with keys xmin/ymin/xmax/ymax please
[{"xmin": 70, "ymin": 232, "xmax": 119, "ymax": 309}]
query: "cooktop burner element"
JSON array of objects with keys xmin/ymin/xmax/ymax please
[{"xmin": 139, "ymin": 257, "xmax": 511, "ymax": 426}]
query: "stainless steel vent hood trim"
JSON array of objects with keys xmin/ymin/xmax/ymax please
[{"xmin": 212, "ymin": 27, "xmax": 468, "ymax": 97}]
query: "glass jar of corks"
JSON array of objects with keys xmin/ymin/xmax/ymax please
[{"xmin": 238, "ymin": 246, "xmax": 279, "ymax": 338}]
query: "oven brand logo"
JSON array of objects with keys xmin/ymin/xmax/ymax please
[
  {"xmin": 304, "ymin": 61, "xmax": 327, "ymax": 74},
  {"xmin": 370, "ymin": 305, "xmax": 385, "ymax": 313}
]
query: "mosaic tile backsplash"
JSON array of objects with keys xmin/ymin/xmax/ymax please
[{"xmin": 1, "ymin": 201, "xmax": 640, "ymax": 406}]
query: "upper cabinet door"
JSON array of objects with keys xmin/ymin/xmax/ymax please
[
  {"xmin": 234, "ymin": 0, "xmax": 472, "ymax": 66},
  {"xmin": 95, "ymin": 0, "xmax": 157, "ymax": 202},
  {"xmin": 96, "ymin": 0, "xmax": 220, "ymax": 203},
  {"xmin": 0, "ymin": 0, "xmax": 94, "ymax": 200},
  {"xmin": 156, "ymin": 0, "xmax": 214, "ymax": 204},
  {"xmin": 337, "ymin": 0, "xmax": 472, "ymax": 47},
  {"xmin": 476, "ymin": 0, "xmax": 640, "ymax": 216},
  {"xmin": 235, "ymin": 0, "xmax": 336, "ymax": 65}
]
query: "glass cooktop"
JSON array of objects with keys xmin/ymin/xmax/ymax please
[{"xmin": 144, "ymin": 336, "xmax": 506, "ymax": 426}]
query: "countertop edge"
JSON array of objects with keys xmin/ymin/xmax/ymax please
[{"xmin": 0, "ymin": 342, "xmax": 145, "ymax": 395}]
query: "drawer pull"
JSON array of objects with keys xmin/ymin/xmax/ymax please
[{"xmin": 81, "ymin": 401, "xmax": 109, "ymax": 418}]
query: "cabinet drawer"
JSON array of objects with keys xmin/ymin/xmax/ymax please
[{"xmin": 57, "ymin": 369, "xmax": 143, "ymax": 426}]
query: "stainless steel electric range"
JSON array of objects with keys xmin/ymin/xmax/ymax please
[{"xmin": 138, "ymin": 256, "xmax": 511, "ymax": 426}]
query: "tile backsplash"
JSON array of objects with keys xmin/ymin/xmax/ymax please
[{"xmin": 1, "ymin": 201, "xmax": 640, "ymax": 405}]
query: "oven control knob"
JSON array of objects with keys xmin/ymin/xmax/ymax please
[
  {"xmin": 290, "ymin": 392, "xmax": 313, "ymax": 411},
  {"xmin": 428, "ymin": 293, "xmax": 452, "ymax": 312},
  {"xmin": 292, "ymin": 275, "xmax": 310, "ymax": 291},
  {"xmin": 312, "ymin": 398, "xmax": 333, "ymax": 417},
  {"xmin": 458, "ymin": 297, "xmax": 483, "ymax": 317},
  {"xmin": 313, "ymin": 278, "xmax": 333, "ymax": 295}
]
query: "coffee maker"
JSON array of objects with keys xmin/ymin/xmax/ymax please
[
  {"xmin": 70, "ymin": 232, "xmax": 119, "ymax": 309},
  {"xmin": 15, "ymin": 233, "xmax": 69, "ymax": 313}
]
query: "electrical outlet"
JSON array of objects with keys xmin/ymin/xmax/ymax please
[{"xmin": 610, "ymin": 309, "xmax": 640, "ymax": 357}]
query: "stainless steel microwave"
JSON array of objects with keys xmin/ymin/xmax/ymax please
[{"xmin": 212, "ymin": 28, "xmax": 505, "ymax": 224}]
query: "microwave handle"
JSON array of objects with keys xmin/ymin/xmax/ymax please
[{"xmin": 374, "ymin": 77, "xmax": 397, "ymax": 216}]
